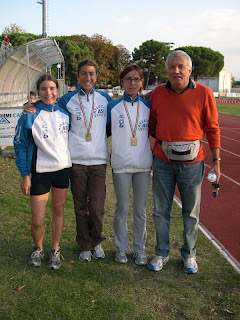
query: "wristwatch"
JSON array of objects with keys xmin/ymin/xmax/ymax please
[{"xmin": 213, "ymin": 157, "xmax": 221, "ymax": 162}]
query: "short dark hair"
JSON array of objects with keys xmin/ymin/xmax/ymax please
[
  {"xmin": 77, "ymin": 59, "xmax": 98, "ymax": 75},
  {"xmin": 119, "ymin": 64, "xmax": 144, "ymax": 93},
  {"xmin": 36, "ymin": 74, "xmax": 59, "ymax": 91},
  {"xmin": 30, "ymin": 91, "xmax": 36, "ymax": 97}
]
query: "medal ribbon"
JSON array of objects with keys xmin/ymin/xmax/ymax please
[
  {"xmin": 78, "ymin": 90, "xmax": 95, "ymax": 134},
  {"xmin": 123, "ymin": 98, "xmax": 140, "ymax": 138}
]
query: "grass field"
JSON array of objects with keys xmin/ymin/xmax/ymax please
[
  {"xmin": 0, "ymin": 103, "xmax": 239, "ymax": 319},
  {"xmin": 0, "ymin": 152, "xmax": 240, "ymax": 319},
  {"xmin": 217, "ymin": 103, "xmax": 240, "ymax": 117}
]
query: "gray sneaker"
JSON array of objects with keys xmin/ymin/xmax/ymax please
[
  {"xmin": 133, "ymin": 252, "xmax": 147, "ymax": 266},
  {"xmin": 115, "ymin": 250, "xmax": 128, "ymax": 264},
  {"xmin": 47, "ymin": 248, "xmax": 61, "ymax": 270},
  {"xmin": 28, "ymin": 247, "xmax": 44, "ymax": 267},
  {"xmin": 79, "ymin": 251, "xmax": 92, "ymax": 261},
  {"xmin": 92, "ymin": 244, "xmax": 105, "ymax": 259}
]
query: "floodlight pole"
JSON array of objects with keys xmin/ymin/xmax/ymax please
[
  {"xmin": 26, "ymin": 44, "xmax": 31, "ymax": 104},
  {"xmin": 37, "ymin": 0, "xmax": 47, "ymax": 38}
]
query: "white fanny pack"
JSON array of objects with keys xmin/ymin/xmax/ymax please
[{"xmin": 160, "ymin": 140, "xmax": 200, "ymax": 162}]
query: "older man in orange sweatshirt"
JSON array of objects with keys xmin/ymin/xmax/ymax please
[{"xmin": 148, "ymin": 50, "xmax": 221, "ymax": 274}]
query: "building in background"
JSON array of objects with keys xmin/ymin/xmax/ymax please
[{"xmin": 197, "ymin": 69, "xmax": 232, "ymax": 97}]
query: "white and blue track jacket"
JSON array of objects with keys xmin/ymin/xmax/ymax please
[
  {"xmin": 107, "ymin": 93, "xmax": 152, "ymax": 173},
  {"xmin": 58, "ymin": 86, "xmax": 112, "ymax": 166},
  {"xmin": 14, "ymin": 101, "xmax": 71, "ymax": 177}
]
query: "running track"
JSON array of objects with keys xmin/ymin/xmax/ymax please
[
  {"xmin": 175, "ymin": 113, "xmax": 240, "ymax": 271},
  {"xmin": 199, "ymin": 113, "xmax": 240, "ymax": 270}
]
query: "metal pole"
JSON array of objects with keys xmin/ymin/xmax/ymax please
[
  {"xmin": 26, "ymin": 44, "xmax": 31, "ymax": 104},
  {"xmin": 37, "ymin": 0, "xmax": 47, "ymax": 38},
  {"xmin": 43, "ymin": 0, "xmax": 47, "ymax": 38}
]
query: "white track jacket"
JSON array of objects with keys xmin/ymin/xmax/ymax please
[
  {"xmin": 58, "ymin": 87, "xmax": 112, "ymax": 165},
  {"xmin": 107, "ymin": 93, "xmax": 152, "ymax": 173}
]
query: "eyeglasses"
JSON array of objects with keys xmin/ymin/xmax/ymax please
[{"xmin": 123, "ymin": 77, "xmax": 142, "ymax": 83}]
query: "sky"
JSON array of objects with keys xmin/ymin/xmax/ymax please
[{"xmin": 1, "ymin": 0, "xmax": 240, "ymax": 79}]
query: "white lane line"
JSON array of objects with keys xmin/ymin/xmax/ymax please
[
  {"xmin": 220, "ymin": 148, "xmax": 240, "ymax": 157},
  {"xmin": 201, "ymin": 140, "xmax": 240, "ymax": 158},
  {"xmin": 221, "ymin": 135, "xmax": 240, "ymax": 143},
  {"xmin": 221, "ymin": 128, "xmax": 240, "ymax": 134},
  {"xmin": 221, "ymin": 127, "xmax": 240, "ymax": 130},
  {"xmin": 174, "ymin": 196, "xmax": 240, "ymax": 275},
  {"xmin": 205, "ymin": 163, "xmax": 240, "ymax": 186}
]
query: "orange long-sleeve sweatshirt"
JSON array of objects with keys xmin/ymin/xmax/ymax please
[{"xmin": 149, "ymin": 82, "xmax": 221, "ymax": 162}]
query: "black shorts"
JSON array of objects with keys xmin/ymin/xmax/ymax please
[{"xmin": 30, "ymin": 168, "xmax": 71, "ymax": 196}]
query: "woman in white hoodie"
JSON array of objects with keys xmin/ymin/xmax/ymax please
[{"xmin": 107, "ymin": 65, "xmax": 152, "ymax": 266}]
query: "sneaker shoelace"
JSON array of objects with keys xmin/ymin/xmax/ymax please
[
  {"xmin": 31, "ymin": 248, "xmax": 43, "ymax": 258},
  {"xmin": 51, "ymin": 249, "xmax": 64, "ymax": 262}
]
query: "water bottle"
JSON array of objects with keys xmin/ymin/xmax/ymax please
[
  {"xmin": 207, "ymin": 173, "xmax": 217, "ymax": 183},
  {"xmin": 207, "ymin": 173, "xmax": 219, "ymax": 198}
]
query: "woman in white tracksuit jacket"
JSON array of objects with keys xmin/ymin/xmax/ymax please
[
  {"xmin": 107, "ymin": 65, "xmax": 152, "ymax": 266},
  {"xmin": 14, "ymin": 74, "xmax": 71, "ymax": 270}
]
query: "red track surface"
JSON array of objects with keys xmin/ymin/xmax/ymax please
[
  {"xmin": 150, "ymin": 113, "xmax": 240, "ymax": 268},
  {"xmin": 199, "ymin": 113, "xmax": 240, "ymax": 267}
]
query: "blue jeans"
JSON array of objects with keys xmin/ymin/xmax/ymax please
[{"xmin": 152, "ymin": 157, "xmax": 204, "ymax": 259}]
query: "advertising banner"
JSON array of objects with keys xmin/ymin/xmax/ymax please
[{"xmin": 0, "ymin": 107, "xmax": 22, "ymax": 146}]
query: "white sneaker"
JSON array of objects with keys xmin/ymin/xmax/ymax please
[
  {"xmin": 148, "ymin": 255, "xmax": 169, "ymax": 271},
  {"xmin": 79, "ymin": 251, "xmax": 92, "ymax": 262},
  {"xmin": 92, "ymin": 244, "xmax": 105, "ymax": 259},
  {"xmin": 183, "ymin": 257, "xmax": 198, "ymax": 274}
]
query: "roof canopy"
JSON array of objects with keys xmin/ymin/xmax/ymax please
[{"xmin": 0, "ymin": 37, "xmax": 65, "ymax": 107}]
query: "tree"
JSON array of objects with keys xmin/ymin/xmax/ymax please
[
  {"xmin": 61, "ymin": 34, "xmax": 127, "ymax": 86},
  {"xmin": 59, "ymin": 39, "xmax": 94, "ymax": 86},
  {"xmin": 3, "ymin": 32, "xmax": 39, "ymax": 48},
  {"xmin": 132, "ymin": 40, "xmax": 171, "ymax": 88},
  {"xmin": 81, "ymin": 34, "xmax": 121, "ymax": 86},
  {"xmin": 116, "ymin": 44, "xmax": 131, "ymax": 70},
  {"xmin": 3, "ymin": 23, "xmax": 26, "ymax": 34},
  {"xmin": 176, "ymin": 46, "xmax": 224, "ymax": 81},
  {"xmin": 113, "ymin": 44, "xmax": 131, "ymax": 85}
]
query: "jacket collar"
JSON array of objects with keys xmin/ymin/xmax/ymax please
[
  {"xmin": 123, "ymin": 92, "xmax": 139, "ymax": 103},
  {"xmin": 78, "ymin": 86, "xmax": 95, "ymax": 96},
  {"xmin": 35, "ymin": 101, "xmax": 55, "ymax": 111},
  {"xmin": 165, "ymin": 79, "xmax": 196, "ymax": 93}
]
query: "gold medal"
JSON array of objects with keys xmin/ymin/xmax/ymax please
[
  {"xmin": 131, "ymin": 137, "xmax": 137, "ymax": 146},
  {"xmin": 85, "ymin": 132, "xmax": 92, "ymax": 141}
]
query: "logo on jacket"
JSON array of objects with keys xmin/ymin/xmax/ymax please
[
  {"xmin": 138, "ymin": 119, "xmax": 148, "ymax": 131},
  {"xmin": 59, "ymin": 122, "xmax": 69, "ymax": 134},
  {"xmin": 76, "ymin": 112, "xmax": 82, "ymax": 120},
  {"xmin": 74, "ymin": 107, "xmax": 82, "ymax": 120},
  {"xmin": 118, "ymin": 114, "xmax": 125, "ymax": 128},
  {"xmin": 94, "ymin": 105, "xmax": 105, "ymax": 117},
  {"xmin": 41, "ymin": 124, "xmax": 48, "ymax": 138}
]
